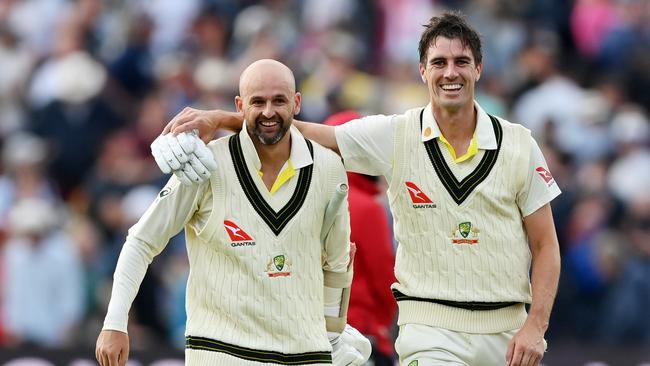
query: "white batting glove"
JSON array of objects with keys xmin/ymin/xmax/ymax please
[
  {"xmin": 330, "ymin": 325, "xmax": 371, "ymax": 366},
  {"xmin": 151, "ymin": 131, "xmax": 218, "ymax": 185}
]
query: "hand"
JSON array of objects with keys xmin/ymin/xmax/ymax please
[
  {"xmin": 96, "ymin": 329, "xmax": 129, "ymax": 366},
  {"xmin": 506, "ymin": 323, "xmax": 546, "ymax": 366},
  {"xmin": 151, "ymin": 131, "xmax": 218, "ymax": 185},
  {"xmin": 331, "ymin": 325, "xmax": 372, "ymax": 366},
  {"xmin": 163, "ymin": 107, "xmax": 225, "ymax": 143}
]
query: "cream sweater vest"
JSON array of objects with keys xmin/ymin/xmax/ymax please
[
  {"xmin": 183, "ymin": 133, "xmax": 349, "ymax": 365},
  {"xmin": 388, "ymin": 107, "xmax": 532, "ymax": 333}
]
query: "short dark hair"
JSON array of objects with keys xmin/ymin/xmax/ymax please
[{"xmin": 418, "ymin": 11, "xmax": 482, "ymax": 65}]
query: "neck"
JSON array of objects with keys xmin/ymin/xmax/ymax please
[{"xmin": 431, "ymin": 103, "xmax": 476, "ymax": 142}]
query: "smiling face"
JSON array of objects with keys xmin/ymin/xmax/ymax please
[
  {"xmin": 236, "ymin": 60, "xmax": 301, "ymax": 146},
  {"xmin": 419, "ymin": 36, "xmax": 482, "ymax": 113}
]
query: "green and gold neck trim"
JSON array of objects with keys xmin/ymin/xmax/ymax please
[
  {"xmin": 421, "ymin": 109, "xmax": 503, "ymax": 205},
  {"xmin": 229, "ymin": 134, "xmax": 313, "ymax": 236}
]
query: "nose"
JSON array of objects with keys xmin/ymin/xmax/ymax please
[
  {"xmin": 443, "ymin": 63, "xmax": 459, "ymax": 79},
  {"xmin": 262, "ymin": 102, "xmax": 274, "ymax": 118}
]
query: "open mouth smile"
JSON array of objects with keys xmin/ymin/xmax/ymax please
[
  {"xmin": 440, "ymin": 83, "xmax": 462, "ymax": 91},
  {"xmin": 258, "ymin": 120, "xmax": 280, "ymax": 127}
]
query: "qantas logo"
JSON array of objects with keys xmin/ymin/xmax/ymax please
[
  {"xmin": 535, "ymin": 167, "xmax": 554, "ymax": 185},
  {"xmin": 224, "ymin": 220, "xmax": 255, "ymax": 246},
  {"xmin": 405, "ymin": 182, "xmax": 436, "ymax": 208}
]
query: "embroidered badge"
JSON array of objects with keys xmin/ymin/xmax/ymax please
[
  {"xmin": 451, "ymin": 221, "xmax": 480, "ymax": 245},
  {"xmin": 266, "ymin": 254, "xmax": 292, "ymax": 277}
]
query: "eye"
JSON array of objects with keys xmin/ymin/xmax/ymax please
[
  {"xmin": 431, "ymin": 60, "xmax": 445, "ymax": 68},
  {"xmin": 456, "ymin": 59, "xmax": 470, "ymax": 67},
  {"xmin": 251, "ymin": 99, "xmax": 264, "ymax": 106}
]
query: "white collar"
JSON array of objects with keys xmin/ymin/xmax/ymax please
[
  {"xmin": 238, "ymin": 122, "xmax": 313, "ymax": 170},
  {"xmin": 420, "ymin": 101, "xmax": 497, "ymax": 150}
]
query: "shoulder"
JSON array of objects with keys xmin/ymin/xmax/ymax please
[
  {"xmin": 310, "ymin": 140, "xmax": 344, "ymax": 168},
  {"xmin": 491, "ymin": 115, "xmax": 532, "ymax": 142},
  {"xmin": 404, "ymin": 106, "xmax": 424, "ymax": 118},
  {"xmin": 207, "ymin": 133, "xmax": 236, "ymax": 157},
  {"xmin": 336, "ymin": 113, "xmax": 401, "ymax": 135},
  {"xmin": 309, "ymin": 140, "xmax": 346, "ymax": 179},
  {"xmin": 493, "ymin": 115, "xmax": 531, "ymax": 133},
  {"xmin": 387, "ymin": 107, "xmax": 421, "ymax": 126},
  {"xmin": 207, "ymin": 133, "xmax": 235, "ymax": 148}
]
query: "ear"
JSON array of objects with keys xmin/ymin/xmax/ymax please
[
  {"xmin": 293, "ymin": 92, "xmax": 302, "ymax": 115},
  {"xmin": 234, "ymin": 96, "xmax": 244, "ymax": 113},
  {"xmin": 475, "ymin": 63, "xmax": 483, "ymax": 82},
  {"xmin": 419, "ymin": 63, "xmax": 427, "ymax": 83}
]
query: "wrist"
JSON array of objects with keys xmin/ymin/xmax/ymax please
[
  {"xmin": 523, "ymin": 314, "xmax": 549, "ymax": 334},
  {"xmin": 216, "ymin": 110, "xmax": 243, "ymax": 132}
]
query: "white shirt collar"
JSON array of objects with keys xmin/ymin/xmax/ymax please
[
  {"xmin": 238, "ymin": 122, "xmax": 313, "ymax": 170},
  {"xmin": 420, "ymin": 101, "xmax": 497, "ymax": 150}
]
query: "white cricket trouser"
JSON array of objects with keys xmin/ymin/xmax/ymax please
[{"xmin": 395, "ymin": 324, "xmax": 547, "ymax": 366}]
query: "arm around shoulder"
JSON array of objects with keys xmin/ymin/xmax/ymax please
[
  {"xmin": 164, "ymin": 107, "xmax": 244, "ymax": 143},
  {"xmin": 294, "ymin": 120, "xmax": 340, "ymax": 154}
]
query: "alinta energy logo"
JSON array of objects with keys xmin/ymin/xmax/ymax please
[
  {"xmin": 224, "ymin": 220, "xmax": 256, "ymax": 247},
  {"xmin": 535, "ymin": 166, "xmax": 555, "ymax": 186},
  {"xmin": 405, "ymin": 181, "xmax": 437, "ymax": 209}
]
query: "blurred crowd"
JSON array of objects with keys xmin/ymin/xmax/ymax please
[{"xmin": 0, "ymin": 0, "xmax": 649, "ymax": 354}]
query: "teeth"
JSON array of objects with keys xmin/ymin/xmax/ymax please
[
  {"xmin": 260, "ymin": 121, "xmax": 278, "ymax": 127},
  {"xmin": 441, "ymin": 84, "xmax": 462, "ymax": 90}
]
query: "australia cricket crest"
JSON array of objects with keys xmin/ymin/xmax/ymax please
[
  {"xmin": 451, "ymin": 221, "xmax": 480, "ymax": 245},
  {"xmin": 266, "ymin": 254, "xmax": 292, "ymax": 277}
]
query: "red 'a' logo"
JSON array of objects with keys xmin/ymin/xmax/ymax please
[
  {"xmin": 405, "ymin": 182, "xmax": 433, "ymax": 203},
  {"xmin": 535, "ymin": 167, "xmax": 554, "ymax": 184},
  {"xmin": 223, "ymin": 220, "xmax": 253, "ymax": 241}
]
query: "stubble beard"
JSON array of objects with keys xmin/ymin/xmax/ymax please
[{"xmin": 250, "ymin": 116, "xmax": 291, "ymax": 145}]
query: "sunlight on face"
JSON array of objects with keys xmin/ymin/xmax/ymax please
[
  {"xmin": 236, "ymin": 60, "xmax": 301, "ymax": 146},
  {"xmin": 419, "ymin": 37, "xmax": 482, "ymax": 112}
]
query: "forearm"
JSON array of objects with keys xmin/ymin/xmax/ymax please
[
  {"xmin": 165, "ymin": 107, "xmax": 244, "ymax": 142},
  {"xmin": 526, "ymin": 239, "xmax": 560, "ymax": 333},
  {"xmin": 216, "ymin": 114, "xmax": 340, "ymax": 153},
  {"xmin": 103, "ymin": 237, "xmax": 159, "ymax": 332},
  {"xmin": 293, "ymin": 120, "xmax": 340, "ymax": 154},
  {"xmin": 214, "ymin": 110, "xmax": 244, "ymax": 132}
]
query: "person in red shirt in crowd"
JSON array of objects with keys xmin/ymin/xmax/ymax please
[{"xmin": 324, "ymin": 111, "xmax": 397, "ymax": 366}]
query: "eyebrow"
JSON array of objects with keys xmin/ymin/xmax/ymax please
[
  {"xmin": 248, "ymin": 94, "xmax": 290, "ymax": 102},
  {"xmin": 430, "ymin": 55, "xmax": 472, "ymax": 63}
]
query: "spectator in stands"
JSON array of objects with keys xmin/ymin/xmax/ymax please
[{"xmin": 2, "ymin": 198, "xmax": 84, "ymax": 347}]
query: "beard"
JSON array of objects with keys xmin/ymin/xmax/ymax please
[{"xmin": 250, "ymin": 115, "xmax": 291, "ymax": 145}]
